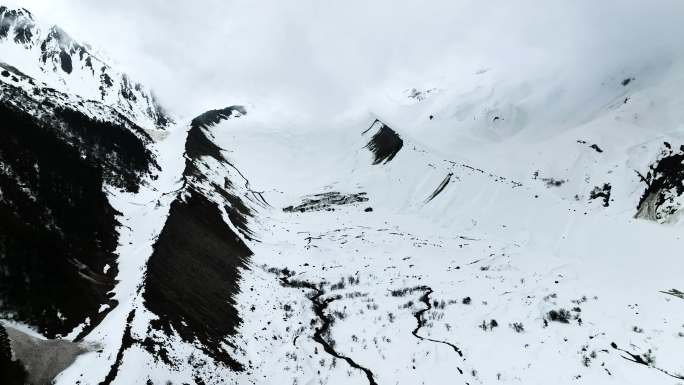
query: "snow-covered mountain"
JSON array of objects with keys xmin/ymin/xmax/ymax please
[
  {"xmin": 2, "ymin": 4, "xmax": 684, "ymax": 385},
  {"xmin": 0, "ymin": 6, "xmax": 172, "ymax": 131}
]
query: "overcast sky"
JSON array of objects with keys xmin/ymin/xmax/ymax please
[{"xmin": 7, "ymin": 0, "xmax": 684, "ymax": 120}]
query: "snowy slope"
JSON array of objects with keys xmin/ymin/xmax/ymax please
[
  {"xmin": 2, "ymin": 3, "xmax": 684, "ymax": 385},
  {"xmin": 53, "ymin": 58, "xmax": 684, "ymax": 384},
  {"xmin": 0, "ymin": 6, "xmax": 172, "ymax": 131},
  {"xmin": 196, "ymin": 62, "xmax": 684, "ymax": 384}
]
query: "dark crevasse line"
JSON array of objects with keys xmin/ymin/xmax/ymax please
[
  {"xmin": 278, "ymin": 275, "xmax": 378, "ymax": 385},
  {"xmin": 457, "ymin": 163, "xmax": 523, "ymax": 188},
  {"xmin": 425, "ymin": 173, "xmax": 453, "ymax": 203},
  {"xmin": 411, "ymin": 287, "xmax": 465, "ymax": 375},
  {"xmin": 224, "ymin": 158, "xmax": 271, "ymax": 208},
  {"xmin": 611, "ymin": 342, "xmax": 684, "ymax": 380}
]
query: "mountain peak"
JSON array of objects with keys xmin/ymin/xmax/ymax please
[
  {"xmin": 0, "ymin": 6, "xmax": 36, "ymax": 45},
  {"xmin": 0, "ymin": 5, "xmax": 173, "ymax": 131}
]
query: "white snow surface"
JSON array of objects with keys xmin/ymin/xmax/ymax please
[
  {"xmin": 193, "ymin": 61, "xmax": 684, "ymax": 384},
  {"xmin": 2, "ymin": 3, "xmax": 684, "ymax": 384},
  {"xmin": 85, "ymin": 55, "xmax": 684, "ymax": 383}
]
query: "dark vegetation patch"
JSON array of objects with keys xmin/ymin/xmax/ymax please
[
  {"xmin": 660, "ymin": 289, "xmax": 684, "ymax": 300},
  {"xmin": 363, "ymin": 119, "xmax": 404, "ymax": 165},
  {"xmin": 546, "ymin": 308, "xmax": 578, "ymax": 324},
  {"xmin": 276, "ymin": 273, "xmax": 377, "ymax": 385},
  {"xmin": 510, "ymin": 322, "xmax": 524, "ymax": 333},
  {"xmin": 479, "ymin": 319, "xmax": 499, "ymax": 331},
  {"xmin": 0, "ymin": 82, "xmax": 154, "ymax": 338},
  {"xmin": 532, "ymin": 171, "xmax": 567, "ymax": 188},
  {"xmin": 390, "ymin": 286, "xmax": 430, "ymax": 297},
  {"xmin": 143, "ymin": 190, "xmax": 251, "ymax": 371},
  {"xmin": 590, "ymin": 144, "xmax": 603, "ymax": 153},
  {"xmin": 635, "ymin": 143, "xmax": 684, "ymax": 220},
  {"xmin": 541, "ymin": 177, "xmax": 566, "ymax": 187},
  {"xmin": 589, "ymin": 183, "xmax": 612, "ymax": 207},
  {"xmin": 284, "ymin": 192, "xmax": 369, "ymax": 213},
  {"xmin": 425, "ymin": 173, "xmax": 453, "ymax": 203},
  {"xmin": 1, "ymin": 82, "xmax": 156, "ymax": 190},
  {"xmin": 0, "ymin": 325, "xmax": 27, "ymax": 385},
  {"xmin": 406, "ymin": 87, "xmax": 435, "ymax": 102}
]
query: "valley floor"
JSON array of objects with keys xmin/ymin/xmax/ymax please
[{"xmin": 216, "ymin": 122, "xmax": 684, "ymax": 385}]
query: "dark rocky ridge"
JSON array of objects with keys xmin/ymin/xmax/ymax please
[
  {"xmin": 141, "ymin": 106, "xmax": 253, "ymax": 371},
  {"xmin": 0, "ymin": 80, "xmax": 156, "ymax": 338},
  {"xmin": 589, "ymin": 183, "xmax": 612, "ymax": 207},
  {"xmin": 143, "ymin": 190, "xmax": 250, "ymax": 371},
  {"xmin": 191, "ymin": 106, "xmax": 248, "ymax": 133},
  {"xmin": 284, "ymin": 191, "xmax": 369, "ymax": 213},
  {"xmin": 636, "ymin": 143, "xmax": 684, "ymax": 221},
  {"xmin": 363, "ymin": 119, "xmax": 404, "ymax": 165},
  {"xmin": 184, "ymin": 105, "xmax": 256, "ymax": 239},
  {"xmin": 0, "ymin": 7, "xmax": 36, "ymax": 44},
  {"xmin": 0, "ymin": 6, "xmax": 173, "ymax": 129}
]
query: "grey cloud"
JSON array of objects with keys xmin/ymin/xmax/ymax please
[{"xmin": 10, "ymin": 0, "xmax": 684, "ymax": 120}]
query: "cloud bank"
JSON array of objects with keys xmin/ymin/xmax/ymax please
[{"xmin": 6, "ymin": 0, "xmax": 684, "ymax": 120}]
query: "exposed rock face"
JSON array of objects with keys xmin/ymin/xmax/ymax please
[
  {"xmin": 589, "ymin": 183, "xmax": 612, "ymax": 207},
  {"xmin": 635, "ymin": 143, "xmax": 684, "ymax": 222},
  {"xmin": 0, "ymin": 71, "xmax": 156, "ymax": 338},
  {"xmin": 284, "ymin": 191, "xmax": 369, "ymax": 213},
  {"xmin": 143, "ymin": 190, "xmax": 251, "ymax": 371},
  {"xmin": 363, "ymin": 119, "xmax": 404, "ymax": 165},
  {"xmin": 0, "ymin": 6, "xmax": 173, "ymax": 130},
  {"xmin": 1, "ymin": 6, "xmax": 264, "ymax": 384},
  {"xmin": 141, "ymin": 105, "xmax": 254, "ymax": 371}
]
